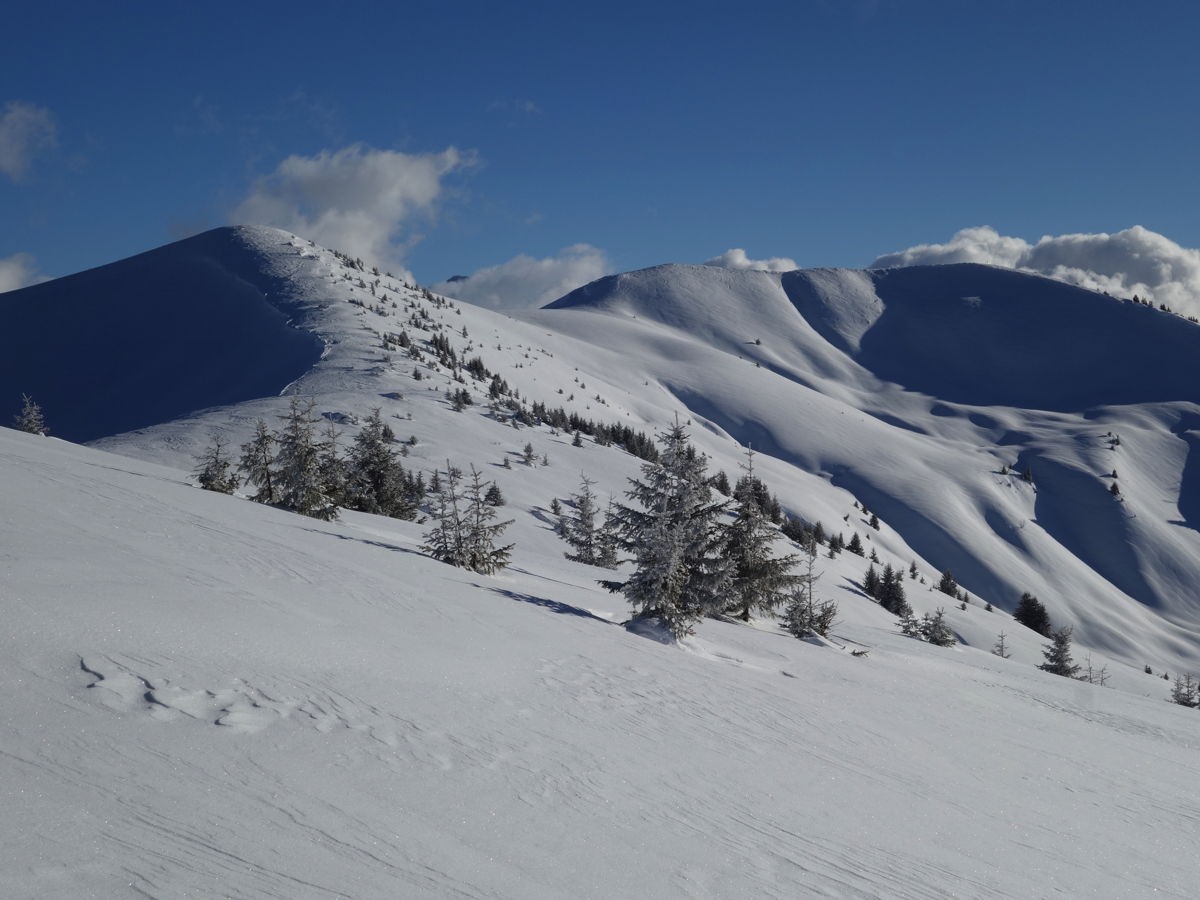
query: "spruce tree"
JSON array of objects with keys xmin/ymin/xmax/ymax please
[
  {"xmin": 937, "ymin": 569, "xmax": 958, "ymax": 596},
  {"xmin": 783, "ymin": 536, "xmax": 835, "ymax": 637},
  {"xmin": 275, "ymin": 397, "xmax": 338, "ymax": 520},
  {"xmin": 846, "ymin": 532, "xmax": 865, "ymax": 557},
  {"xmin": 13, "ymin": 394, "xmax": 47, "ymax": 435},
  {"xmin": 422, "ymin": 463, "xmax": 467, "ymax": 567},
  {"xmin": 317, "ymin": 420, "xmax": 349, "ymax": 508},
  {"xmin": 726, "ymin": 447, "xmax": 799, "ymax": 621},
  {"xmin": 346, "ymin": 408, "xmax": 417, "ymax": 519},
  {"xmin": 1014, "ymin": 592, "xmax": 1052, "ymax": 637},
  {"xmin": 1039, "ymin": 626, "xmax": 1080, "ymax": 677},
  {"xmin": 194, "ymin": 434, "xmax": 239, "ymax": 494},
  {"xmin": 877, "ymin": 564, "xmax": 910, "ymax": 616},
  {"xmin": 863, "ymin": 563, "xmax": 880, "ymax": 598},
  {"xmin": 1170, "ymin": 673, "xmax": 1199, "ymax": 707},
  {"xmin": 992, "ymin": 631, "xmax": 1011, "ymax": 659},
  {"xmin": 921, "ymin": 608, "xmax": 956, "ymax": 646},
  {"xmin": 459, "ymin": 466, "xmax": 514, "ymax": 574},
  {"xmin": 562, "ymin": 474, "xmax": 603, "ymax": 565},
  {"xmin": 608, "ymin": 421, "xmax": 731, "ymax": 638},
  {"xmin": 594, "ymin": 498, "xmax": 621, "ymax": 570},
  {"xmin": 238, "ymin": 419, "xmax": 278, "ymax": 505}
]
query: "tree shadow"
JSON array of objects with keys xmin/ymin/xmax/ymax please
[
  {"xmin": 304, "ymin": 528, "xmax": 419, "ymax": 556},
  {"xmin": 489, "ymin": 587, "xmax": 612, "ymax": 623}
]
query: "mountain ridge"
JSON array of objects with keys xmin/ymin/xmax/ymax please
[{"xmin": 4, "ymin": 226, "xmax": 1200, "ymax": 669}]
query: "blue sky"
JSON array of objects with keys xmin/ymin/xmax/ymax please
[{"xmin": 4, "ymin": 1, "xmax": 1200, "ymax": 306}]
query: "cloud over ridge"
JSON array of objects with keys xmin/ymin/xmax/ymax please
[
  {"xmin": 231, "ymin": 143, "xmax": 472, "ymax": 277},
  {"xmin": 431, "ymin": 244, "xmax": 610, "ymax": 309},
  {"xmin": 703, "ymin": 248, "xmax": 798, "ymax": 273},
  {"xmin": 873, "ymin": 225, "xmax": 1200, "ymax": 316}
]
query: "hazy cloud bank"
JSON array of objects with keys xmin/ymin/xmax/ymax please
[
  {"xmin": 231, "ymin": 143, "xmax": 473, "ymax": 277},
  {"xmin": 873, "ymin": 225, "xmax": 1200, "ymax": 316},
  {"xmin": 0, "ymin": 101, "xmax": 57, "ymax": 181},
  {"xmin": 432, "ymin": 244, "xmax": 610, "ymax": 309},
  {"xmin": 0, "ymin": 253, "xmax": 46, "ymax": 293}
]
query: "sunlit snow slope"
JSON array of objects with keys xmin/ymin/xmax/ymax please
[
  {"xmin": 540, "ymin": 263, "xmax": 1200, "ymax": 665},
  {"xmin": 5, "ymin": 427, "xmax": 1200, "ymax": 898}
]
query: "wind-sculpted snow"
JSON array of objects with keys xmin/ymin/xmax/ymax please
[
  {"xmin": 5, "ymin": 428, "xmax": 1200, "ymax": 897},
  {"xmin": 0, "ymin": 226, "xmax": 324, "ymax": 442}
]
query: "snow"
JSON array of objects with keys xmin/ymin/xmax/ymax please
[
  {"xmin": 4, "ymin": 226, "xmax": 1200, "ymax": 895},
  {"xmin": 4, "ymin": 427, "xmax": 1200, "ymax": 897}
]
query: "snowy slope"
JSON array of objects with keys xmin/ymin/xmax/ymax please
[
  {"xmin": 4, "ymin": 226, "xmax": 1198, "ymax": 670},
  {"xmin": 541, "ymin": 263, "xmax": 1200, "ymax": 666},
  {"xmin": 3, "ymin": 226, "xmax": 1197, "ymax": 671},
  {"xmin": 7, "ymin": 228, "xmax": 1200, "ymax": 895},
  {"xmin": 5, "ymin": 427, "xmax": 1200, "ymax": 898}
]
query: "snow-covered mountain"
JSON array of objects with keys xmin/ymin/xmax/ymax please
[{"xmin": 4, "ymin": 225, "xmax": 1200, "ymax": 896}]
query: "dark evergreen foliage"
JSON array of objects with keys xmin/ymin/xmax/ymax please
[
  {"xmin": 937, "ymin": 570, "xmax": 958, "ymax": 596},
  {"xmin": 1014, "ymin": 592, "xmax": 1052, "ymax": 637},
  {"xmin": 726, "ymin": 449, "xmax": 800, "ymax": 620}
]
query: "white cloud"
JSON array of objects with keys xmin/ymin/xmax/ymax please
[
  {"xmin": 703, "ymin": 248, "xmax": 798, "ymax": 273},
  {"xmin": 0, "ymin": 101, "xmax": 57, "ymax": 181},
  {"xmin": 0, "ymin": 252, "xmax": 46, "ymax": 293},
  {"xmin": 231, "ymin": 143, "xmax": 472, "ymax": 275},
  {"xmin": 431, "ymin": 244, "xmax": 611, "ymax": 309},
  {"xmin": 872, "ymin": 225, "xmax": 1200, "ymax": 316}
]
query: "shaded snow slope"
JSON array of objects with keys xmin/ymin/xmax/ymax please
[
  {"xmin": 0, "ymin": 226, "xmax": 325, "ymax": 442},
  {"xmin": 5, "ymin": 428, "xmax": 1200, "ymax": 898}
]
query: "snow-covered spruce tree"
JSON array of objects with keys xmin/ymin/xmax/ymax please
[
  {"xmin": 595, "ymin": 497, "xmax": 621, "ymax": 569},
  {"xmin": 1170, "ymin": 673, "xmax": 1198, "ymax": 707},
  {"xmin": 726, "ymin": 447, "xmax": 799, "ymax": 621},
  {"xmin": 421, "ymin": 464, "xmax": 513, "ymax": 574},
  {"xmin": 421, "ymin": 464, "xmax": 466, "ymax": 567},
  {"xmin": 238, "ymin": 418, "xmax": 278, "ymax": 504},
  {"xmin": 783, "ymin": 535, "xmax": 836, "ymax": 638},
  {"xmin": 346, "ymin": 408, "xmax": 418, "ymax": 519},
  {"xmin": 1039, "ymin": 626, "xmax": 1080, "ymax": 677},
  {"xmin": 275, "ymin": 397, "xmax": 338, "ymax": 521},
  {"xmin": 920, "ymin": 608, "xmax": 956, "ymax": 646},
  {"xmin": 317, "ymin": 420, "xmax": 349, "ymax": 508},
  {"xmin": 561, "ymin": 473, "xmax": 616, "ymax": 566},
  {"xmin": 194, "ymin": 434, "xmax": 240, "ymax": 494},
  {"xmin": 460, "ymin": 466, "xmax": 514, "ymax": 574},
  {"xmin": 13, "ymin": 394, "xmax": 47, "ymax": 435},
  {"xmin": 607, "ymin": 421, "xmax": 731, "ymax": 639}
]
